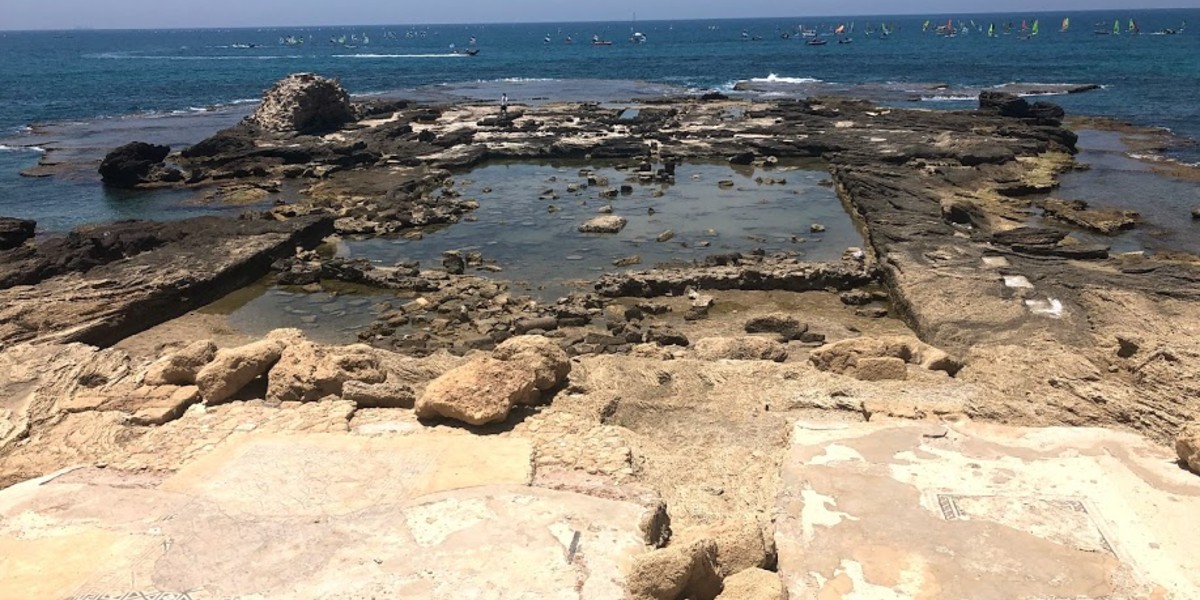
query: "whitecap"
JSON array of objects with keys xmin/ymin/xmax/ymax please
[
  {"xmin": 749, "ymin": 73, "xmax": 823, "ymax": 84},
  {"xmin": 332, "ymin": 53, "xmax": 464, "ymax": 59},
  {"xmin": 919, "ymin": 95, "xmax": 976, "ymax": 102},
  {"xmin": 0, "ymin": 144, "xmax": 46, "ymax": 154}
]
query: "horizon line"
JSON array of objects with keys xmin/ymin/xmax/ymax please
[{"xmin": 0, "ymin": 6, "xmax": 1191, "ymax": 33}]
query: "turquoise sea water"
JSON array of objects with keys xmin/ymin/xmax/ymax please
[{"xmin": 1, "ymin": 10, "xmax": 1198, "ymax": 231}]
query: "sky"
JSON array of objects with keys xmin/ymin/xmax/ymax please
[{"xmin": 1, "ymin": 0, "xmax": 1197, "ymax": 30}]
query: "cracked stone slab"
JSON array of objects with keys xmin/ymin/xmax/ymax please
[
  {"xmin": 775, "ymin": 420, "xmax": 1200, "ymax": 599},
  {"xmin": 0, "ymin": 433, "xmax": 652, "ymax": 599}
]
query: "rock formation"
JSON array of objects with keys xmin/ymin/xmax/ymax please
[
  {"xmin": 246, "ymin": 73, "xmax": 354, "ymax": 134},
  {"xmin": 98, "ymin": 141, "xmax": 182, "ymax": 188},
  {"xmin": 0, "ymin": 218, "xmax": 35, "ymax": 250},
  {"xmin": 416, "ymin": 336, "xmax": 571, "ymax": 425}
]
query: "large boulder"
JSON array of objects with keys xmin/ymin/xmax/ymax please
[
  {"xmin": 1178, "ymin": 421, "xmax": 1200, "ymax": 475},
  {"xmin": 491, "ymin": 335, "xmax": 571, "ymax": 391},
  {"xmin": 416, "ymin": 336, "xmax": 572, "ymax": 426},
  {"xmin": 579, "ymin": 215, "xmax": 628, "ymax": 234},
  {"xmin": 674, "ymin": 520, "xmax": 777, "ymax": 579},
  {"xmin": 809, "ymin": 336, "xmax": 961, "ymax": 380},
  {"xmin": 626, "ymin": 540, "xmax": 723, "ymax": 600},
  {"xmin": 247, "ymin": 73, "xmax": 355, "ymax": 134},
  {"xmin": 98, "ymin": 141, "xmax": 178, "ymax": 188},
  {"xmin": 714, "ymin": 569, "xmax": 788, "ymax": 600},
  {"xmin": 144, "ymin": 340, "xmax": 217, "ymax": 386},
  {"xmin": 195, "ymin": 332, "xmax": 299, "ymax": 404},
  {"xmin": 0, "ymin": 217, "xmax": 35, "ymax": 250},
  {"xmin": 694, "ymin": 337, "xmax": 788, "ymax": 362},
  {"xmin": 979, "ymin": 91, "xmax": 1030, "ymax": 117},
  {"xmin": 415, "ymin": 357, "xmax": 539, "ymax": 425},
  {"xmin": 266, "ymin": 341, "xmax": 386, "ymax": 404}
]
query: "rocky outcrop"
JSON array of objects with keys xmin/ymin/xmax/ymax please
[
  {"xmin": 579, "ymin": 215, "xmax": 628, "ymax": 234},
  {"xmin": 744, "ymin": 314, "xmax": 810, "ymax": 342},
  {"xmin": 1042, "ymin": 199, "xmax": 1140, "ymax": 235},
  {"xmin": 0, "ymin": 218, "xmax": 35, "ymax": 250},
  {"xmin": 596, "ymin": 256, "xmax": 876, "ymax": 298},
  {"xmin": 98, "ymin": 141, "xmax": 181, "ymax": 188},
  {"xmin": 626, "ymin": 540, "xmax": 723, "ymax": 600},
  {"xmin": 694, "ymin": 337, "xmax": 788, "ymax": 362},
  {"xmin": 809, "ymin": 336, "xmax": 961, "ymax": 380},
  {"xmin": 144, "ymin": 340, "xmax": 217, "ymax": 386},
  {"xmin": 196, "ymin": 335, "xmax": 292, "ymax": 405},
  {"xmin": 714, "ymin": 569, "xmax": 788, "ymax": 600},
  {"xmin": 415, "ymin": 336, "xmax": 571, "ymax": 425},
  {"xmin": 0, "ymin": 215, "xmax": 334, "ymax": 348},
  {"xmin": 1178, "ymin": 422, "xmax": 1200, "ymax": 475},
  {"xmin": 247, "ymin": 73, "xmax": 354, "ymax": 134},
  {"xmin": 266, "ymin": 340, "xmax": 387, "ymax": 404},
  {"xmin": 342, "ymin": 380, "xmax": 415, "ymax": 408}
]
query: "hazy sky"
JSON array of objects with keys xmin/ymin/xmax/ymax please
[{"xmin": 2, "ymin": 0, "xmax": 1196, "ymax": 30}]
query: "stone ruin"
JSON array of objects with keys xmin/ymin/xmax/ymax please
[{"xmin": 246, "ymin": 72, "xmax": 355, "ymax": 134}]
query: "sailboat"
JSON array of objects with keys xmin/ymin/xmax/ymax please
[
  {"xmin": 592, "ymin": 34, "xmax": 613, "ymax": 46},
  {"xmin": 630, "ymin": 12, "xmax": 646, "ymax": 44},
  {"xmin": 1032, "ymin": 20, "xmax": 1040, "ymax": 36},
  {"xmin": 988, "ymin": 23, "xmax": 996, "ymax": 38},
  {"xmin": 1114, "ymin": 19, "xmax": 1121, "ymax": 35},
  {"xmin": 1129, "ymin": 19, "xmax": 1140, "ymax": 35},
  {"xmin": 1061, "ymin": 18, "xmax": 1070, "ymax": 33}
]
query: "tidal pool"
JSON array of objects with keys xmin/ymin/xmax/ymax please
[{"xmin": 341, "ymin": 160, "xmax": 862, "ymax": 296}]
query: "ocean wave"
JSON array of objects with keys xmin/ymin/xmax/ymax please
[
  {"xmin": 87, "ymin": 53, "xmax": 304, "ymax": 61},
  {"xmin": 333, "ymin": 53, "xmax": 465, "ymax": 59},
  {"xmin": 919, "ymin": 95, "xmax": 976, "ymax": 102},
  {"xmin": 749, "ymin": 73, "xmax": 823, "ymax": 84},
  {"xmin": 0, "ymin": 144, "xmax": 46, "ymax": 154}
]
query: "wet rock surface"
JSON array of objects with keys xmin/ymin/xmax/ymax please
[{"xmin": 0, "ymin": 217, "xmax": 35, "ymax": 251}]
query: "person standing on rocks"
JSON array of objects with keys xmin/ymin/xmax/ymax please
[{"xmin": 500, "ymin": 93, "xmax": 509, "ymax": 118}]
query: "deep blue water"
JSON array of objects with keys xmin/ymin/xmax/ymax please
[{"xmin": 1, "ymin": 10, "xmax": 1198, "ymax": 231}]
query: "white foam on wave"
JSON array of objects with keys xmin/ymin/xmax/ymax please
[
  {"xmin": 88, "ymin": 53, "xmax": 303, "ymax": 61},
  {"xmin": 919, "ymin": 95, "xmax": 976, "ymax": 102},
  {"xmin": 333, "ymin": 53, "xmax": 464, "ymax": 59},
  {"xmin": 749, "ymin": 73, "xmax": 823, "ymax": 85},
  {"xmin": 0, "ymin": 145, "xmax": 46, "ymax": 154}
]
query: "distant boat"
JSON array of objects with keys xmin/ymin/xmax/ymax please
[
  {"xmin": 630, "ymin": 12, "xmax": 646, "ymax": 44},
  {"xmin": 564, "ymin": 35, "xmax": 574, "ymax": 44},
  {"xmin": 592, "ymin": 35, "xmax": 613, "ymax": 46},
  {"xmin": 544, "ymin": 34, "xmax": 552, "ymax": 44},
  {"xmin": 838, "ymin": 37, "xmax": 853, "ymax": 44},
  {"xmin": 806, "ymin": 38, "xmax": 828, "ymax": 46}
]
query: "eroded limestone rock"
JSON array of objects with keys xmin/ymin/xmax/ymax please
[
  {"xmin": 196, "ymin": 332, "xmax": 300, "ymax": 405},
  {"xmin": 144, "ymin": 340, "xmax": 217, "ymax": 386},
  {"xmin": 694, "ymin": 337, "xmax": 788, "ymax": 362},
  {"xmin": 809, "ymin": 336, "xmax": 961, "ymax": 380},
  {"xmin": 1178, "ymin": 421, "xmax": 1200, "ymax": 475},
  {"xmin": 415, "ymin": 357, "xmax": 539, "ymax": 425},
  {"xmin": 626, "ymin": 539, "xmax": 723, "ymax": 600},
  {"xmin": 247, "ymin": 73, "xmax": 354, "ymax": 134},
  {"xmin": 266, "ymin": 340, "xmax": 386, "ymax": 404},
  {"xmin": 714, "ymin": 569, "xmax": 788, "ymax": 600}
]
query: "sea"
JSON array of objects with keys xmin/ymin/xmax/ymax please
[{"xmin": 1, "ymin": 9, "xmax": 1199, "ymax": 232}]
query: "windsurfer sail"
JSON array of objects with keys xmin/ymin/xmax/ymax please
[{"xmin": 1061, "ymin": 18, "xmax": 1070, "ymax": 32}]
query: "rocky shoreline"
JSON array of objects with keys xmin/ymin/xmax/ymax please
[{"xmin": 3, "ymin": 73, "xmax": 1200, "ymax": 598}]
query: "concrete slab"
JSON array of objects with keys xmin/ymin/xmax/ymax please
[
  {"xmin": 776, "ymin": 420, "xmax": 1200, "ymax": 599},
  {"xmin": 0, "ymin": 433, "xmax": 652, "ymax": 599}
]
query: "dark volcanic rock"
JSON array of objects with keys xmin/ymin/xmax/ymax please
[
  {"xmin": 979, "ymin": 92, "xmax": 1031, "ymax": 118},
  {"xmin": 0, "ymin": 218, "xmax": 35, "ymax": 250},
  {"xmin": 98, "ymin": 142, "xmax": 173, "ymax": 188}
]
